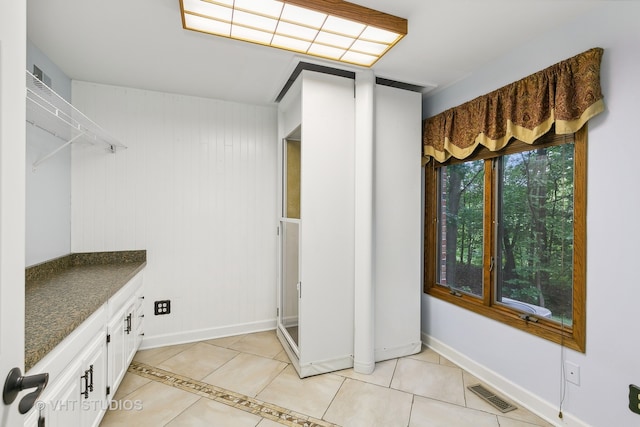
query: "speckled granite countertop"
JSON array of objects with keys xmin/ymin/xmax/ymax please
[{"xmin": 25, "ymin": 251, "xmax": 146, "ymax": 371}]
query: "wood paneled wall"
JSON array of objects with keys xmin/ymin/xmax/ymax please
[{"xmin": 71, "ymin": 82, "xmax": 278, "ymax": 346}]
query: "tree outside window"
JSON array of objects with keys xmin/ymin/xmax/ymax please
[{"xmin": 425, "ymin": 128, "xmax": 586, "ymax": 351}]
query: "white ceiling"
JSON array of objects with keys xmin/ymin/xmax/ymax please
[{"xmin": 27, "ymin": 0, "xmax": 606, "ymax": 106}]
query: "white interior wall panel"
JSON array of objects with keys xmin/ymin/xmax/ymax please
[
  {"xmin": 279, "ymin": 78, "xmax": 302, "ymax": 140},
  {"xmin": 374, "ymin": 84, "xmax": 422, "ymax": 361},
  {"xmin": 71, "ymin": 82, "xmax": 278, "ymax": 347}
]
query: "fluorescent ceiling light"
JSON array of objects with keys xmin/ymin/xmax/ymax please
[
  {"xmin": 272, "ymin": 34, "xmax": 312, "ymax": 52},
  {"xmin": 179, "ymin": 0, "xmax": 407, "ymax": 67},
  {"xmin": 322, "ymin": 16, "xmax": 365, "ymax": 38},
  {"xmin": 281, "ymin": 3, "xmax": 326, "ymax": 29},
  {"xmin": 275, "ymin": 21, "xmax": 318, "ymax": 41},
  {"xmin": 308, "ymin": 43, "xmax": 346, "ymax": 60}
]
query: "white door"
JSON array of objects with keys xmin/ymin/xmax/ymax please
[
  {"xmin": 278, "ymin": 137, "xmax": 301, "ymax": 353},
  {"xmin": 0, "ymin": 1, "xmax": 27, "ymax": 425}
]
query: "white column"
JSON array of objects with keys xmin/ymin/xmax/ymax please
[{"xmin": 353, "ymin": 70, "xmax": 375, "ymax": 374}]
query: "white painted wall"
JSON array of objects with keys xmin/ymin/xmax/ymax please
[
  {"xmin": 25, "ymin": 40, "xmax": 72, "ymax": 266},
  {"xmin": 422, "ymin": 3, "xmax": 640, "ymax": 427},
  {"xmin": 71, "ymin": 82, "xmax": 278, "ymax": 347}
]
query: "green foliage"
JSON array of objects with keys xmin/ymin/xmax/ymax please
[{"xmin": 440, "ymin": 143, "xmax": 575, "ymax": 321}]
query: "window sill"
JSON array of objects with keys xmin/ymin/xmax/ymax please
[{"xmin": 425, "ymin": 286, "xmax": 584, "ymax": 352}]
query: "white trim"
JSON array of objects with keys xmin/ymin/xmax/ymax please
[
  {"xmin": 277, "ymin": 327, "xmax": 353, "ymax": 378},
  {"xmin": 139, "ymin": 319, "xmax": 277, "ymax": 350},
  {"xmin": 375, "ymin": 341, "xmax": 422, "ymax": 363},
  {"xmin": 299, "ymin": 355, "xmax": 353, "ymax": 378},
  {"xmin": 276, "ymin": 327, "xmax": 300, "ymax": 373},
  {"xmin": 422, "ymin": 332, "xmax": 591, "ymax": 427}
]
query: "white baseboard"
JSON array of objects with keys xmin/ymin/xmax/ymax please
[
  {"xmin": 422, "ymin": 332, "xmax": 590, "ymax": 427},
  {"xmin": 139, "ymin": 319, "xmax": 277, "ymax": 350}
]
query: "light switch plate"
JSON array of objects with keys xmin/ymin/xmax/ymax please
[{"xmin": 565, "ymin": 361, "xmax": 580, "ymax": 386}]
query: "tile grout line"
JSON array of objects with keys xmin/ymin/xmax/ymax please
[
  {"xmin": 319, "ymin": 375, "xmax": 346, "ymax": 422},
  {"xmin": 128, "ymin": 361, "xmax": 341, "ymax": 427},
  {"xmin": 163, "ymin": 395, "xmax": 202, "ymax": 426}
]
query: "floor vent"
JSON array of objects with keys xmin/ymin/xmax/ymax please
[{"xmin": 467, "ymin": 384, "xmax": 517, "ymax": 413}]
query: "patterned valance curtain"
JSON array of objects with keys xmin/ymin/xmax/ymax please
[{"xmin": 422, "ymin": 48, "xmax": 605, "ymax": 163}]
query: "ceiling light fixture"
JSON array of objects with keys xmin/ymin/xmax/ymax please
[{"xmin": 179, "ymin": 0, "xmax": 407, "ymax": 67}]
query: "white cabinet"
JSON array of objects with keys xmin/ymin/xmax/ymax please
[
  {"xmin": 39, "ymin": 358, "xmax": 83, "ymax": 427},
  {"xmin": 25, "ymin": 270, "xmax": 144, "ymax": 427},
  {"xmin": 27, "ymin": 329, "xmax": 107, "ymax": 427},
  {"xmin": 106, "ymin": 272, "xmax": 144, "ymax": 401}
]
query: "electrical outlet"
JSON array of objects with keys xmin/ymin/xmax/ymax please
[
  {"xmin": 154, "ymin": 300, "xmax": 171, "ymax": 315},
  {"xmin": 565, "ymin": 361, "xmax": 580, "ymax": 386},
  {"xmin": 630, "ymin": 384, "xmax": 640, "ymax": 415}
]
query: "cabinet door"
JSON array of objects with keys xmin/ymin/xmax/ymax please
[
  {"xmin": 107, "ymin": 307, "xmax": 126, "ymax": 399},
  {"xmin": 36, "ymin": 335, "xmax": 108, "ymax": 427},
  {"xmin": 40, "ymin": 360, "xmax": 83, "ymax": 427},
  {"xmin": 80, "ymin": 333, "xmax": 108, "ymax": 427}
]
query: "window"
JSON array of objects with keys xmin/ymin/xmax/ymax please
[{"xmin": 424, "ymin": 126, "xmax": 586, "ymax": 352}]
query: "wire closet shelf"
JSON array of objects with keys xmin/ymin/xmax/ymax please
[{"xmin": 26, "ymin": 70, "xmax": 126, "ymax": 169}]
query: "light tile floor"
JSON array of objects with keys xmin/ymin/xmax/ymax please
[{"xmin": 100, "ymin": 330, "xmax": 554, "ymax": 427}]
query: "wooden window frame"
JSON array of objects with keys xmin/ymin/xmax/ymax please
[{"xmin": 424, "ymin": 126, "xmax": 587, "ymax": 352}]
